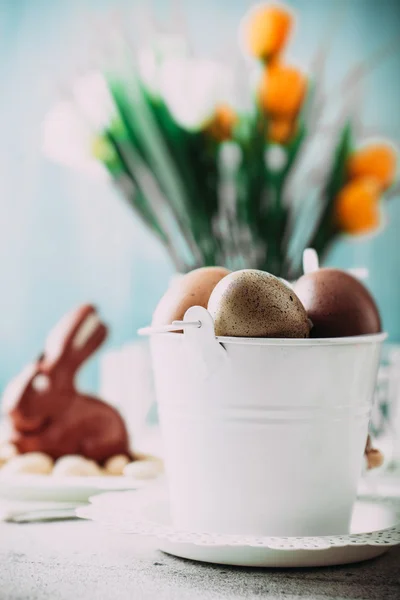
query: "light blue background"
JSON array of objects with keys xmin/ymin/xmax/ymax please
[{"xmin": 0, "ymin": 0, "xmax": 399, "ymax": 393}]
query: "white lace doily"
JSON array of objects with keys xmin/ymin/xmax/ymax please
[{"xmin": 77, "ymin": 489, "xmax": 400, "ymax": 551}]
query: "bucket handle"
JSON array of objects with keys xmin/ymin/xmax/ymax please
[
  {"xmin": 139, "ymin": 306, "xmax": 228, "ymax": 379},
  {"xmin": 138, "ymin": 320, "xmax": 201, "ymax": 336}
]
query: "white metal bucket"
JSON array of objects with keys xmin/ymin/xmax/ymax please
[{"xmin": 146, "ymin": 306, "xmax": 386, "ymax": 537}]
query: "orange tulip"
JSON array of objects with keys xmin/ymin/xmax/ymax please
[
  {"xmin": 268, "ymin": 118, "xmax": 296, "ymax": 144},
  {"xmin": 347, "ymin": 143, "xmax": 397, "ymax": 190},
  {"xmin": 335, "ymin": 178, "xmax": 382, "ymax": 235},
  {"xmin": 259, "ymin": 64, "xmax": 307, "ymax": 119},
  {"xmin": 207, "ymin": 104, "xmax": 238, "ymax": 141},
  {"xmin": 244, "ymin": 3, "xmax": 293, "ymax": 61}
]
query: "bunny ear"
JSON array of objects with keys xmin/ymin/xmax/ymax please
[
  {"xmin": 44, "ymin": 305, "xmax": 107, "ymax": 371},
  {"xmin": 71, "ymin": 309, "xmax": 104, "ymax": 350}
]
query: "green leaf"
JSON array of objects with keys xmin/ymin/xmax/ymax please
[
  {"xmin": 282, "ymin": 122, "xmax": 306, "ymax": 179},
  {"xmin": 326, "ymin": 121, "xmax": 353, "ymax": 201},
  {"xmin": 309, "ymin": 121, "xmax": 353, "ymax": 255},
  {"xmin": 145, "ymin": 95, "xmax": 220, "ymax": 264},
  {"xmin": 105, "ymin": 131, "xmax": 168, "ymax": 244},
  {"xmin": 235, "ymin": 110, "xmax": 269, "ymax": 230}
]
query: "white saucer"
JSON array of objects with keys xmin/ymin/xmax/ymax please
[
  {"xmin": 0, "ymin": 474, "xmax": 148, "ymax": 503},
  {"xmin": 76, "ymin": 487, "xmax": 400, "ymax": 567}
]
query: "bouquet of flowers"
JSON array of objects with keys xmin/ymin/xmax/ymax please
[{"xmin": 43, "ymin": 2, "xmax": 398, "ymax": 279}]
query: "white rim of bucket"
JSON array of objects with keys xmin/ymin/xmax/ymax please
[
  {"xmin": 140, "ymin": 325, "xmax": 387, "ymax": 347},
  {"xmin": 214, "ymin": 332, "xmax": 388, "ymax": 347},
  {"xmin": 139, "ymin": 307, "xmax": 387, "ymax": 347}
]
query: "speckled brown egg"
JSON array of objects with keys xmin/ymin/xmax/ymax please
[
  {"xmin": 207, "ymin": 269, "xmax": 310, "ymax": 338},
  {"xmin": 293, "ymin": 268, "xmax": 381, "ymax": 338},
  {"xmin": 152, "ymin": 266, "xmax": 231, "ymax": 327}
]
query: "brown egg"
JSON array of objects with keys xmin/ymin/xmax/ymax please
[
  {"xmin": 152, "ymin": 267, "xmax": 231, "ymax": 327},
  {"xmin": 293, "ymin": 268, "xmax": 381, "ymax": 338},
  {"xmin": 207, "ymin": 269, "xmax": 310, "ymax": 338}
]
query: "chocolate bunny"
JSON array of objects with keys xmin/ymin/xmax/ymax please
[{"xmin": 3, "ymin": 305, "xmax": 130, "ymax": 463}]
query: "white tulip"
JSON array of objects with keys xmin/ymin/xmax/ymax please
[
  {"xmin": 137, "ymin": 48, "xmax": 160, "ymax": 97},
  {"xmin": 72, "ymin": 70, "xmax": 117, "ymax": 132},
  {"xmin": 42, "ymin": 100, "xmax": 109, "ymax": 180},
  {"xmin": 137, "ymin": 34, "xmax": 188, "ymax": 98},
  {"xmin": 160, "ymin": 57, "xmax": 234, "ymax": 131},
  {"xmin": 264, "ymin": 145, "xmax": 288, "ymax": 171}
]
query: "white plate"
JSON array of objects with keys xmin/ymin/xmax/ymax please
[
  {"xmin": 0, "ymin": 474, "xmax": 149, "ymax": 503},
  {"xmin": 77, "ymin": 487, "xmax": 400, "ymax": 567}
]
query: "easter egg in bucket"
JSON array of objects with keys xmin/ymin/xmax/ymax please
[
  {"xmin": 207, "ymin": 269, "xmax": 310, "ymax": 338},
  {"xmin": 152, "ymin": 266, "xmax": 230, "ymax": 329},
  {"xmin": 294, "ymin": 249, "xmax": 381, "ymax": 338}
]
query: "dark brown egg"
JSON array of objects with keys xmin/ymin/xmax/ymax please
[{"xmin": 293, "ymin": 268, "xmax": 381, "ymax": 338}]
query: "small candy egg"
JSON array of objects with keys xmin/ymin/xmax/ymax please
[
  {"xmin": 365, "ymin": 436, "xmax": 384, "ymax": 470},
  {"xmin": 152, "ymin": 266, "xmax": 230, "ymax": 328},
  {"xmin": 104, "ymin": 454, "xmax": 130, "ymax": 476},
  {"xmin": 0, "ymin": 452, "xmax": 53, "ymax": 475},
  {"xmin": 0, "ymin": 443, "xmax": 18, "ymax": 467},
  {"xmin": 52, "ymin": 455, "xmax": 103, "ymax": 477},
  {"xmin": 293, "ymin": 268, "xmax": 381, "ymax": 337},
  {"xmin": 123, "ymin": 458, "xmax": 164, "ymax": 480},
  {"xmin": 208, "ymin": 269, "xmax": 310, "ymax": 337}
]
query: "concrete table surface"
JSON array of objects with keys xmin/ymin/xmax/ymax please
[{"xmin": 0, "ymin": 520, "xmax": 399, "ymax": 600}]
